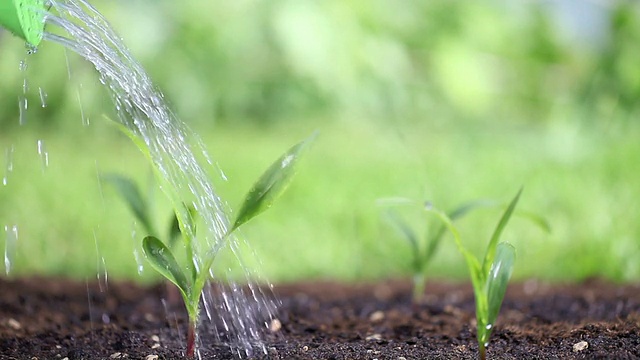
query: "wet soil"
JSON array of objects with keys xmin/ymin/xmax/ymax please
[{"xmin": 0, "ymin": 277, "xmax": 639, "ymax": 359}]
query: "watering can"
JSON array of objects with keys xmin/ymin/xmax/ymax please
[{"xmin": 0, "ymin": 0, "xmax": 45, "ymax": 47}]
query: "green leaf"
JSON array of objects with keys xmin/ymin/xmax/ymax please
[
  {"xmin": 142, "ymin": 236, "xmax": 191, "ymax": 298},
  {"xmin": 168, "ymin": 203, "xmax": 198, "ymax": 247},
  {"xmin": 102, "ymin": 174, "xmax": 155, "ymax": 235},
  {"xmin": 482, "ymin": 188, "xmax": 522, "ymax": 275},
  {"xmin": 515, "ymin": 209, "xmax": 552, "ymax": 234},
  {"xmin": 230, "ymin": 131, "xmax": 317, "ymax": 233},
  {"xmin": 485, "ymin": 242, "xmax": 516, "ymax": 338},
  {"xmin": 384, "ymin": 210, "xmax": 421, "ymax": 272},
  {"xmin": 104, "ymin": 115, "xmax": 152, "ymax": 162},
  {"xmin": 384, "ymin": 210, "xmax": 419, "ymax": 250},
  {"xmin": 448, "ymin": 199, "xmax": 495, "ymax": 220},
  {"xmin": 425, "ymin": 199, "xmax": 494, "ymax": 264}
]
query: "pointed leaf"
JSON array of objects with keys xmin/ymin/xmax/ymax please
[
  {"xmin": 375, "ymin": 197, "xmax": 418, "ymax": 207},
  {"xmin": 230, "ymin": 132, "xmax": 317, "ymax": 233},
  {"xmin": 486, "ymin": 242, "xmax": 516, "ymax": 330},
  {"xmin": 448, "ymin": 199, "xmax": 495, "ymax": 221},
  {"xmin": 104, "ymin": 115, "xmax": 152, "ymax": 162},
  {"xmin": 384, "ymin": 210, "xmax": 421, "ymax": 272},
  {"xmin": 142, "ymin": 236, "xmax": 191, "ymax": 298},
  {"xmin": 425, "ymin": 199, "xmax": 495, "ymax": 263},
  {"xmin": 168, "ymin": 203, "xmax": 198, "ymax": 247},
  {"xmin": 102, "ymin": 174, "xmax": 155, "ymax": 235},
  {"xmin": 482, "ymin": 188, "xmax": 522, "ymax": 275},
  {"xmin": 515, "ymin": 209, "xmax": 552, "ymax": 234},
  {"xmin": 424, "ymin": 205, "xmax": 483, "ymax": 285},
  {"xmin": 384, "ymin": 210, "xmax": 420, "ymax": 250}
]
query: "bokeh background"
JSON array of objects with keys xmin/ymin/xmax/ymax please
[{"xmin": 1, "ymin": 0, "xmax": 639, "ymax": 283}]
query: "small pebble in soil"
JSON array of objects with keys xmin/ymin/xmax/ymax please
[
  {"xmin": 369, "ymin": 310, "xmax": 385, "ymax": 322},
  {"xmin": 7, "ymin": 318, "xmax": 21, "ymax": 330},
  {"xmin": 366, "ymin": 333, "xmax": 383, "ymax": 341},
  {"xmin": 145, "ymin": 355, "xmax": 158, "ymax": 360},
  {"xmin": 302, "ymin": 345, "xmax": 309, "ymax": 352},
  {"xmin": 150, "ymin": 335, "xmax": 160, "ymax": 342},
  {"xmin": 573, "ymin": 340, "xmax": 589, "ymax": 352},
  {"xmin": 269, "ymin": 318, "xmax": 282, "ymax": 332}
]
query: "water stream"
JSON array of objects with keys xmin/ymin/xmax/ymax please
[{"xmin": 37, "ymin": 0, "xmax": 277, "ymax": 356}]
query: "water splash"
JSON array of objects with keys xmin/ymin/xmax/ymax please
[
  {"xmin": 43, "ymin": 0, "xmax": 277, "ymax": 354},
  {"xmin": 4, "ymin": 225, "xmax": 19, "ymax": 275}
]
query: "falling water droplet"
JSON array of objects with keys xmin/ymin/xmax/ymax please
[
  {"xmin": 486, "ymin": 323, "xmax": 493, "ymax": 330},
  {"xmin": 4, "ymin": 225, "xmax": 18, "ymax": 275},
  {"xmin": 133, "ymin": 248, "xmax": 144, "ymax": 275},
  {"xmin": 38, "ymin": 88, "xmax": 48, "ymax": 108},
  {"xmin": 161, "ymin": 298, "xmax": 183, "ymax": 342},
  {"xmin": 18, "ymin": 97, "xmax": 27, "ymax": 125},
  {"xmin": 36, "ymin": 140, "xmax": 49, "ymax": 171},
  {"xmin": 93, "ymin": 231, "xmax": 108, "ymax": 292},
  {"xmin": 3, "ymin": 146, "xmax": 14, "ymax": 186},
  {"xmin": 77, "ymin": 87, "xmax": 89, "ymax": 126},
  {"xmin": 98, "ymin": 256, "xmax": 108, "ymax": 291},
  {"xmin": 63, "ymin": 49, "xmax": 72, "ymax": 80},
  {"xmin": 22, "ymin": 78, "xmax": 29, "ymax": 94},
  {"xmin": 18, "ymin": 60, "xmax": 27, "ymax": 72}
]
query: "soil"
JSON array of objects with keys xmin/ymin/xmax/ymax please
[{"xmin": 0, "ymin": 277, "xmax": 639, "ymax": 360}]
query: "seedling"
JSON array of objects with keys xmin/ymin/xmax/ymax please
[
  {"xmin": 383, "ymin": 200, "xmax": 492, "ymax": 303},
  {"xmin": 425, "ymin": 189, "xmax": 522, "ymax": 360},
  {"xmin": 108, "ymin": 118, "xmax": 316, "ymax": 358}
]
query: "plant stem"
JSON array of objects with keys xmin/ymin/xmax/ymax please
[
  {"xmin": 479, "ymin": 343, "xmax": 486, "ymax": 360},
  {"xmin": 186, "ymin": 319, "xmax": 197, "ymax": 358},
  {"xmin": 412, "ymin": 272, "xmax": 426, "ymax": 303}
]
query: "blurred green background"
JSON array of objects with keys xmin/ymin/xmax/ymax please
[{"xmin": 1, "ymin": 0, "xmax": 639, "ymax": 284}]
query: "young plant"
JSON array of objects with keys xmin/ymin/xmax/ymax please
[
  {"xmin": 383, "ymin": 200, "xmax": 492, "ymax": 303},
  {"xmin": 146, "ymin": 133, "xmax": 315, "ymax": 358},
  {"xmin": 425, "ymin": 189, "xmax": 522, "ymax": 360},
  {"xmin": 108, "ymin": 118, "xmax": 316, "ymax": 358}
]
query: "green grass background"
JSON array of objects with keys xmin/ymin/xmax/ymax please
[{"xmin": 1, "ymin": 1, "xmax": 640, "ymax": 284}]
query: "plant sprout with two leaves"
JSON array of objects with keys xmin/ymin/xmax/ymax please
[
  {"xmin": 107, "ymin": 120, "xmax": 316, "ymax": 358},
  {"xmin": 382, "ymin": 200, "xmax": 493, "ymax": 303},
  {"xmin": 426, "ymin": 188, "xmax": 523, "ymax": 360}
]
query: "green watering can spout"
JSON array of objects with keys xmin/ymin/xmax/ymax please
[{"xmin": 0, "ymin": 0, "xmax": 46, "ymax": 47}]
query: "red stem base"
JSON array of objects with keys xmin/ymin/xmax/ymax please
[{"xmin": 186, "ymin": 322, "xmax": 196, "ymax": 358}]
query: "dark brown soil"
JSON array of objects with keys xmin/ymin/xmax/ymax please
[{"xmin": 0, "ymin": 277, "xmax": 639, "ymax": 359}]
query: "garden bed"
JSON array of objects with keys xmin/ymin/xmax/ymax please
[{"xmin": 0, "ymin": 277, "xmax": 638, "ymax": 359}]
